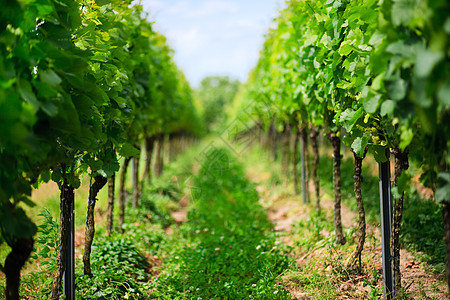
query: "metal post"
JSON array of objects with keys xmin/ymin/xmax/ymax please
[
  {"xmin": 132, "ymin": 157, "xmax": 136, "ymax": 187},
  {"xmin": 64, "ymin": 198, "xmax": 75, "ymax": 300},
  {"xmin": 379, "ymin": 151, "xmax": 394, "ymax": 299},
  {"xmin": 300, "ymin": 136, "xmax": 307, "ymax": 204}
]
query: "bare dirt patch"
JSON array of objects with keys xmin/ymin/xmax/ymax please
[{"xmin": 250, "ymin": 172, "xmax": 448, "ymax": 299}]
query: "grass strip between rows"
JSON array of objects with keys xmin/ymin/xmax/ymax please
[{"xmin": 154, "ymin": 147, "xmax": 292, "ymax": 299}]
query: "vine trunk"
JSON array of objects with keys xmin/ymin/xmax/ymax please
[
  {"xmin": 328, "ymin": 132, "xmax": 346, "ymax": 245},
  {"xmin": 119, "ymin": 157, "xmax": 131, "ymax": 233},
  {"xmin": 310, "ymin": 126, "xmax": 320, "ymax": 212},
  {"xmin": 106, "ymin": 174, "xmax": 115, "ymax": 236},
  {"xmin": 83, "ymin": 175, "xmax": 107, "ymax": 276}
]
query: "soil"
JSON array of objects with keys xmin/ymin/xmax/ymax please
[
  {"xmin": 15, "ymin": 158, "xmax": 446, "ymax": 299},
  {"xmin": 255, "ymin": 178, "xmax": 449, "ymax": 299}
]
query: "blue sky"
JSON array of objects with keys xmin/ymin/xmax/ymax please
[{"xmin": 140, "ymin": 0, "xmax": 284, "ymax": 87}]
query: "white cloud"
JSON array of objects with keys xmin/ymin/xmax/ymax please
[
  {"xmin": 143, "ymin": 0, "xmax": 165, "ymax": 10},
  {"xmin": 187, "ymin": 0, "xmax": 239, "ymax": 17},
  {"xmin": 139, "ymin": 0, "xmax": 284, "ymax": 86},
  {"xmin": 165, "ymin": 0, "xmax": 191, "ymax": 15},
  {"xmin": 166, "ymin": 27, "xmax": 209, "ymax": 55},
  {"xmin": 155, "ymin": 0, "xmax": 239, "ymax": 17},
  {"xmin": 235, "ymin": 19, "xmax": 264, "ymax": 31}
]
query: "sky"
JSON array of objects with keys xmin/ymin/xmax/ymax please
[{"xmin": 139, "ymin": 0, "xmax": 284, "ymax": 88}]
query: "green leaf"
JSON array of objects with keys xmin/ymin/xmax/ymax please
[
  {"xmin": 371, "ymin": 73, "xmax": 384, "ymax": 91},
  {"xmin": 385, "ymin": 78, "xmax": 407, "ymax": 101},
  {"xmin": 40, "ymin": 69, "xmax": 62, "ymax": 87},
  {"xmin": 391, "ymin": 185, "xmax": 401, "ymax": 199},
  {"xmin": 18, "ymin": 79, "xmax": 40, "ymax": 111},
  {"xmin": 42, "ymin": 23, "xmax": 73, "ymax": 49},
  {"xmin": 113, "ymin": 96, "xmax": 128, "ymax": 108},
  {"xmin": 84, "ymin": 155, "xmax": 103, "ymax": 171},
  {"xmin": 86, "ymin": 83, "xmax": 110, "ymax": 106},
  {"xmin": 445, "ymin": 17, "xmax": 450, "ymax": 34},
  {"xmin": 351, "ymin": 136, "xmax": 370, "ymax": 158},
  {"xmin": 118, "ymin": 143, "xmax": 140, "ymax": 158},
  {"xmin": 41, "ymin": 100, "xmax": 59, "ymax": 117},
  {"xmin": 304, "ymin": 34, "xmax": 318, "ymax": 47},
  {"xmin": 380, "ymin": 100, "xmax": 395, "ymax": 117},
  {"xmin": 339, "ymin": 43, "xmax": 353, "ymax": 56},
  {"xmin": 36, "ymin": 3, "xmax": 54, "ymax": 16},
  {"xmin": 363, "ymin": 94, "xmax": 381, "ymax": 113},
  {"xmin": 98, "ymin": 150, "xmax": 120, "ymax": 178},
  {"xmin": 399, "ymin": 127, "xmax": 414, "ymax": 150},
  {"xmin": 370, "ymin": 145, "xmax": 388, "ymax": 162},
  {"xmin": 340, "ymin": 107, "xmax": 363, "ymax": 132},
  {"xmin": 40, "ymin": 169, "xmax": 51, "ymax": 183},
  {"xmin": 51, "ymin": 169, "xmax": 62, "ymax": 185},
  {"xmin": 437, "ymin": 80, "xmax": 450, "ymax": 106},
  {"xmin": 415, "ymin": 49, "xmax": 444, "ymax": 78},
  {"xmin": 0, "ymin": 206, "xmax": 37, "ymax": 239},
  {"xmin": 368, "ymin": 31, "xmax": 385, "ymax": 47},
  {"xmin": 391, "ymin": 0, "xmax": 416, "ymax": 27},
  {"xmin": 33, "ymin": 81, "xmax": 58, "ymax": 98},
  {"xmin": 386, "ymin": 41, "xmax": 416, "ymax": 58},
  {"xmin": 67, "ymin": 174, "xmax": 81, "ymax": 189},
  {"xmin": 436, "ymin": 172, "xmax": 450, "ymax": 203}
]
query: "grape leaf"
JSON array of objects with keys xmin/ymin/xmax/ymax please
[
  {"xmin": 436, "ymin": 172, "xmax": 450, "ymax": 203},
  {"xmin": 118, "ymin": 143, "xmax": 140, "ymax": 158},
  {"xmin": 363, "ymin": 94, "xmax": 381, "ymax": 113},
  {"xmin": 18, "ymin": 79, "xmax": 40, "ymax": 111},
  {"xmin": 351, "ymin": 136, "xmax": 370, "ymax": 158},
  {"xmin": 380, "ymin": 100, "xmax": 395, "ymax": 117},
  {"xmin": 40, "ymin": 69, "xmax": 62, "ymax": 87}
]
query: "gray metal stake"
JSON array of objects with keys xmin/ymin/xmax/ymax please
[
  {"xmin": 64, "ymin": 198, "xmax": 75, "ymax": 300},
  {"xmin": 379, "ymin": 153, "xmax": 394, "ymax": 299},
  {"xmin": 300, "ymin": 136, "xmax": 307, "ymax": 204},
  {"xmin": 132, "ymin": 157, "xmax": 136, "ymax": 187}
]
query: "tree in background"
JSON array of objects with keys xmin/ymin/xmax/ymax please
[{"xmin": 196, "ymin": 76, "xmax": 240, "ymax": 132}]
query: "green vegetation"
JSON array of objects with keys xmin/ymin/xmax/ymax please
[
  {"xmin": 230, "ymin": 0, "xmax": 449, "ymax": 294},
  {"xmin": 1, "ymin": 144, "xmax": 297, "ymax": 299},
  {"xmin": 0, "ymin": 0, "xmax": 201, "ymax": 298},
  {"xmin": 1, "ymin": 0, "xmax": 449, "ymax": 298},
  {"xmin": 402, "ymin": 194, "xmax": 446, "ymax": 274},
  {"xmin": 76, "ymin": 237, "xmax": 150, "ymax": 299},
  {"xmin": 154, "ymin": 147, "xmax": 292, "ymax": 299},
  {"xmin": 196, "ymin": 76, "xmax": 240, "ymax": 133}
]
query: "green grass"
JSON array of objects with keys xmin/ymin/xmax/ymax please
[
  {"xmin": 1, "ymin": 144, "xmax": 197, "ymax": 299},
  {"xmin": 318, "ymin": 150, "xmax": 445, "ymax": 274},
  {"xmin": 240, "ymin": 141, "xmax": 446, "ymax": 298},
  {"xmin": 153, "ymin": 147, "xmax": 293, "ymax": 299},
  {"xmin": 4, "ymin": 142, "xmax": 295, "ymax": 299},
  {"xmin": 401, "ymin": 192, "xmax": 446, "ymax": 274},
  {"xmin": 2, "ymin": 138, "xmax": 446, "ymax": 298}
]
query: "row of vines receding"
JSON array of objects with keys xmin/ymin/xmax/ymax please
[
  {"xmin": 0, "ymin": 0, "xmax": 202, "ymax": 299},
  {"xmin": 230, "ymin": 0, "xmax": 449, "ymax": 297}
]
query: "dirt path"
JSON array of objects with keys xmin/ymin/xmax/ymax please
[{"xmin": 248, "ymin": 170, "xmax": 448, "ymax": 299}]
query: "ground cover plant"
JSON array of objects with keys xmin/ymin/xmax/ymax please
[
  {"xmin": 153, "ymin": 147, "xmax": 292, "ymax": 299},
  {"xmin": 1, "ymin": 0, "xmax": 449, "ymax": 298}
]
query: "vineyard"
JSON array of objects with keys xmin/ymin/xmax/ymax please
[{"xmin": 0, "ymin": 0, "xmax": 449, "ymax": 299}]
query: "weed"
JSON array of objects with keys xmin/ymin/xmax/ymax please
[
  {"xmin": 19, "ymin": 209, "xmax": 60, "ymax": 298},
  {"xmin": 155, "ymin": 147, "xmax": 292, "ymax": 299},
  {"xmin": 293, "ymin": 210, "xmax": 335, "ymax": 251},
  {"xmin": 401, "ymin": 192, "xmax": 445, "ymax": 273},
  {"xmin": 363, "ymin": 269, "xmax": 382, "ymax": 299},
  {"xmin": 76, "ymin": 236, "xmax": 150, "ymax": 299}
]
